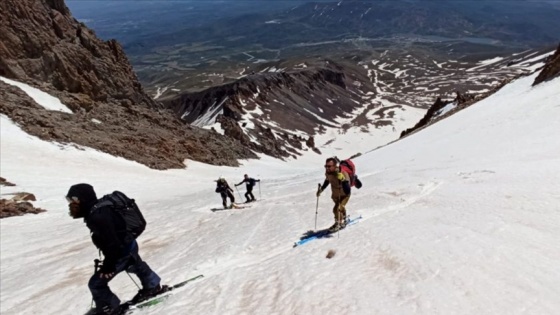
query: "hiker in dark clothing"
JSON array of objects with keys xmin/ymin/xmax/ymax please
[
  {"xmin": 67, "ymin": 184, "xmax": 166, "ymax": 315},
  {"xmin": 215, "ymin": 177, "xmax": 235, "ymax": 208},
  {"xmin": 235, "ymin": 174, "xmax": 260, "ymax": 203}
]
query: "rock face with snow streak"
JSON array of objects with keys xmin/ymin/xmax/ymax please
[{"xmin": 533, "ymin": 44, "xmax": 560, "ymax": 86}]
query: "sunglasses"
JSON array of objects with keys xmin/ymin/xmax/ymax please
[
  {"xmin": 324, "ymin": 164, "xmax": 335, "ymax": 168},
  {"xmin": 66, "ymin": 196, "xmax": 79, "ymax": 203}
]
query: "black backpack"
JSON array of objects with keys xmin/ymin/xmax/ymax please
[{"xmin": 93, "ymin": 191, "xmax": 147, "ymax": 240}]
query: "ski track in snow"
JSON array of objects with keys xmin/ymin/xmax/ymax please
[
  {"xmin": 184, "ymin": 178, "xmax": 443, "ymax": 315},
  {"xmin": 150, "ymin": 176, "xmax": 444, "ymax": 315}
]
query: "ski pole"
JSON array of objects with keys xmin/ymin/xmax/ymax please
[
  {"xmin": 234, "ymin": 186, "xmax": 242, "ymax": 199},
  {"xmin": 126, "ymin": 271, "xmax": 141, "ymax": 289},
  {"xmin": 258, "ymin": 181, "xmax": 261, "ymax": 200},
  {"xmin": 315, "ymin": 183, "xmax": 321, "ymax": 231},
  {"xmin": 337, "ymin": 184, "xmax": 344, "ymax": 239}
]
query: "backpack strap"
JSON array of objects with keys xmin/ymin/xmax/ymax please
[
  {"xmin": 91, "ymin": 192, "xmax": 126, "ymax": 212},
  {"xmin": 91, "ymin": 199, "xmax": 114, "ymax": 212}
]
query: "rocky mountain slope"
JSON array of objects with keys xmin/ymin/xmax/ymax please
[
  {"xmin": 160, "ymin": 59, "xmax": 374, "ymax": 158},
  {"xmin": 0, "ymin": 0, "xmax": 256, "ymax": 169},
  {"xmin": 158, "ymin": 45, "xmax": 554, "ymax": 157},
  {"xmin": 400, "ymin": 45, "xmax": 559, "ymax": 137},
  {"xmin": 1, "ymin": 0, "xmax": 556, "ymax": 171}
]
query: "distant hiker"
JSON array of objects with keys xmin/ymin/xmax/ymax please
[
  {"xmin": 66, "ymin": 183, "xmax": 166, "ymax": 315},
  {"xmin": 316, "ymin": 157, "xmax": 352, "ymax": 232},
  {"xmin": 215, "ymin": 177, "xmax": 235, "ymax": 208},
  {"xmin": 235, "ymin": 174, "xmax": 260, "ymax": 203}
]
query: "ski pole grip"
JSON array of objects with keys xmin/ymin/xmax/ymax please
[{"xmin": 94, "ymin": 259, "xmax": 101, "ymax": 272}]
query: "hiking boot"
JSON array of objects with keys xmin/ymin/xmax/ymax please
[
  {"xmin": 339, "ymin": 220, "xmax": 347, "ymax": 229},
  {"xmin": 328, "ymin": 222, "xmax": 341, "ymax": 233},
  {"xmin": 95, "ymin": 305, "xmax": 126, "ymax": 315},
  {"xmin": 131, "ymin": 284, "xmax": 169, "ymax": 304}
]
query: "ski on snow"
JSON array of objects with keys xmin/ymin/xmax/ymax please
[
  {"xmin": 211, "ymin": 203, "xmax": 251, "ymax": 212},
  {"xmin": 126, "ymin": 274, "xmax": 204, "ymax": 312},
  {"xmin": 293, "ymin": 215, "xmax": 363, "ymax": 248},
  {"xmin": 84, "ymin": 274, "xmax": 203, "ymax": 315}
]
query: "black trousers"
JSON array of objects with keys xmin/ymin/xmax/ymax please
[
  {"xmin": 220, "ymin": 190, "xmax": 235, "ymax": 207},
  {"xmin": 88, "ymin": 241, "xmax": 160, "ymax": 311},
  {"xmin": 245, "ymin": 186, "xmax": 255, "ymax": 202}
]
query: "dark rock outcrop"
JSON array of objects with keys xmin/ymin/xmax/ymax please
[
  {"xmin": 533, "ymin": 43, "xmax": 560, "ymax": 86},
  {"xmin": 400, "ymin": 74, "xmax": 523, "ymax": 138},
  {"xmin": 400, "ymin": 97, "xmax": 451, "ymax": 138},
  {"xmin": 0, "ymin": 199, "xmax": 46, "ymax": 219},
  {"xmin": 455, "ymin": 91, "xmax": 475, "ymax": 105},
  {"xmin": 0, "ymin": 177, "xmax": 16, "ymax": 187}
]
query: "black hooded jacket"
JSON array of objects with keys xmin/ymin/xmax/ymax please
[
  {"xmin": 86, "ymin": 204, "xmax": 129, "ymax": 268},
  {"xmin": 67, "ymin": 184, "xmax": 129, "ymax": 269}
]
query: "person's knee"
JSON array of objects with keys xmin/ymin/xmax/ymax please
[{"xmin": 88, "ymin": 274, "xmax": 106, "ymax": 290}]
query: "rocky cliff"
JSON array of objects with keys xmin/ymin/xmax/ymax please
[
  {"xmin": 0, "ymin": 0, "xmax": 156, "ymax": 108},
  {"xmin": 0, "ymin": 0, "xmax": 256, "ymax": 169}
]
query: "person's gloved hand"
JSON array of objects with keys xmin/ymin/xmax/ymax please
[
  {"xmin": 316, "ymin": 189, "xmax": 322, "ymax": 197},
  {"xmin": 337, "ymin": 173, "xmax": 345, "ymax": 181},
  {"xmin": 99, "ymin": 262, "xmax": 116, "ymax": 279}
]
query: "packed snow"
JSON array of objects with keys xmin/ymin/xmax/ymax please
[
  {"xmin": 1, "ymin": 73, "xmax": 560, "ymax": 315},
  {"xmin": 0, "ymin": 76, "xmax": 73, "ymax": 113}
]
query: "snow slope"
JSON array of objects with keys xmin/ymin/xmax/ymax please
[{"xmin": 1, "ymin": 73, "xmax": 559, "ymax": 315}]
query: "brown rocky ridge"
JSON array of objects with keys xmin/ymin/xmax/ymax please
[{"xmin": 0, "ymin": 0, "xmax": 256, "ymax": 169}]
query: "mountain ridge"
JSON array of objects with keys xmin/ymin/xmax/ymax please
[{"xmin": 0, "ymin": 0, "xmax": 258, "ymax": 169}]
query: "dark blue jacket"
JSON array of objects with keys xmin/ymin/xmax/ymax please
[{"xmin": 236, "ymin": 177, "xmax": 260, "ymax": 189}]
